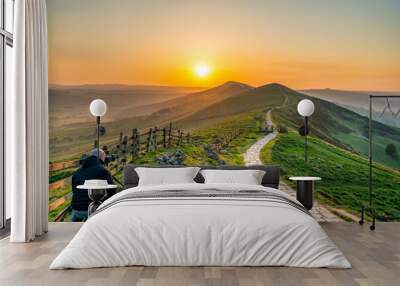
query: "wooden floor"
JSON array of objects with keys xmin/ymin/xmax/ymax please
[{"xmin": 0, "ymin": 222, "xmax": 399, "ymax": 286}]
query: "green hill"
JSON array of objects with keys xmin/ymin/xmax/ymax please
[
  {"xmin": 176, "ymin": 82, "xmax": 400, "ymax": 169},
  {"xmin": 260, "ymin": 131, "xmax": 400, "ymax": 218},
  {"xmin": 272, "ymin": 93, "xmax": 400, "ymax": 169},
  {"xmin": 178, "ymin": 83, "xmax": 289, "ymax": 124}
]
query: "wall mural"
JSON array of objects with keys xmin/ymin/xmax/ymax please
[{"xmin": 47, "ymin": 0, "xmax": 400, "ymax": 222}]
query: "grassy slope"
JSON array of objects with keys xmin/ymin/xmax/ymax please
[
  {"xmin": 131, "ymin": 111, "xmax": 266, "ymax": 166},
  {"xmin": 260, "ymin": 131, "xmax": 400, "ymax": 217},
  {"xmin": 50, "ymin": 110, "xmax": 267, "ymax": 221},
  {"xmin": 182, "ymin": 83, "xmax": 400, "ymax": 169},
  {"xmin": 273, "ymin": 93, "xmax": 400, "ymax": 169},
  {"xmin": 192, "ymin": 111, "xmax": 266, "ymax": 164}
]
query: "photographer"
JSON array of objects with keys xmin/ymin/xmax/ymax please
[{"xmin": 71, "ymin": 149, "xmax": 115, "ymax": 222}]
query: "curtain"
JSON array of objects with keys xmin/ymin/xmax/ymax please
[{"xmin": 7, "ymin": 0, "xmax": 48, "ymax": 242}]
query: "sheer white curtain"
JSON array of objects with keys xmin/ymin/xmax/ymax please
[{"xmin": 7, "ymin": 0, "xmax": 48, "ymax": 242}]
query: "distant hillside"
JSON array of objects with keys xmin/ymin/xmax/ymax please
[
  {"xmin": 176, "ymin": 83, "xmax": 290, "ymax": 128},
  {"xmin": 49, "ymin": 81, "xmax": 253, "ymax": 160},
  {"xmin": 301, "ymin": 88, "xmax": 400, "ymax": 128},
  {"xmin": 49, "ymin": 84, "xmax": 204, "ymax": 128}
]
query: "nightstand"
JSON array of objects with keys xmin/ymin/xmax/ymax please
[
  {"xmin": 289, "ymin": 177, "xmax": 321, "ymax": 210},
  {"xmin": 77, "ymin": 184, "xmax": 116, "ymax": 215}
]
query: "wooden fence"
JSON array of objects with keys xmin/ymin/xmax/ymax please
[
  {"xmin": 49, "ymin": 160, "xmax": 79, "ymax": 172},
  {"xmin": 49, "ymin": 123, "xmax": 191, "ymax": 221},
  {"xmin": 100, "ymin": 123, "xmax": 191, "ymax": 176},
  {"xmin": 49, "ymin": 122, "xmax": 256, "ymax": 222}
]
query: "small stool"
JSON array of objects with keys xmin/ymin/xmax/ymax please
[
  {"xmin": 289, "ymin": 177, "xmax": 321, "ymax": 210},
  {"xmin": 77, "ymin": 183, "xmax": 116, "ymax": 215}
]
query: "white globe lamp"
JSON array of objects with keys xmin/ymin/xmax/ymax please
[
  {"xmin": 90, "ymin": 99, "xmax": 107, "ymax": 158},
  {"xmin": 297, "ymin": 99, "xmax": 315, "ymax": 117},
  {"xmin": 90, "ymin": 99, "xmax": 107, "ymax": 117},
  {"xmin": 297, "ymin": 99, "xmax": 315, "ymax": 162}
]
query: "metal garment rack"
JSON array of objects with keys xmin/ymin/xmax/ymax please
[{"xmin": 359, "ymin": 95, "xmax": 400, "ymax": 230}]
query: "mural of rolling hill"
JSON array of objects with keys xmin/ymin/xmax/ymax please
[
  {"xmin": 48, "ymin": 81, "xmax": 400, "ymax": 221},
  {"xmin": 50, "ymin": 82, "xmax": 400, "ymax": 170}
]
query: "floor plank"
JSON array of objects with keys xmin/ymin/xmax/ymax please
[{"xmin": 0, "ymin": 222, "xmax": 399, "ymax": 286}]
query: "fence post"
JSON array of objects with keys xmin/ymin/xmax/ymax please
[
  {"xmin": 186, "ymin": 133, "xmax": 190, "ymax": 144},
  {"xmin": 154, "ymin": 127, "xmax": 157, "ymax": 151},
  {"xmin": 135, "ymin": 131, "xmax": 141, "ymax": 158},
  {"xmin": 147, "ymin": 128, "xmax": 153, "ymax": 152},
  {"xmin": 115, "ymin": 144, "xmax": 120, "ymax": 167},
  {"xmin": 178, "ymin": 130, "xmax": 183, "ymax": 146},
  {"xmin": 163, "ymin": 127, "xmax": 167, "ymax": 148},
  {"xmin": 168, "ymin": 122, "xmax": 172, "ymax": 147},
  {"xmin": 131, "ymin": 129, "xmax": 137, "ymax": 161},
  {"xmin": 122, "ymin": 135, "xmax": 128, "ymax": 164},
  {"xmin": 116, "ymin": 132, "xmax": 123, "ymax": 166},
  {"xmin": 103, "ymin": 145, "xmax": 109, "ymax": 166}
]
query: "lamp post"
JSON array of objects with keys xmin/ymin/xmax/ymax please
[
  {"xmin": 90, "ymin": 99, "xmax": 107, "ymax": 158},
  {"xmin": 297, "ymin": 99, "xmax": 315, "ymax": 162}
]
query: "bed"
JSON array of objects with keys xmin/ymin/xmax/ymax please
[{"xmin": 50, "ymin": 165, "xmax": 350, "ymax": 269}]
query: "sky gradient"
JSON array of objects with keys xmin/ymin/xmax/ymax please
[{"xmin": 47, "ymin": 0, "xmax": 400, "ymax": 90}]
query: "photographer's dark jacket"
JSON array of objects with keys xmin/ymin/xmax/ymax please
[{"xmin": 71, "ymin": 156, "xmax": 115, "ymax": 211}]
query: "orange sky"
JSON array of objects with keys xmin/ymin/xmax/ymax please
[{"xmin": 47, "ymin": 0, "xmax": 400, "ymax": 91}]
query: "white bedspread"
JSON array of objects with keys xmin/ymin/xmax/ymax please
[{"xmin": 50, "ymin": 183, "xmax": 351, "ymax": 269}]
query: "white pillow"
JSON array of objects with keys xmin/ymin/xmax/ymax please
[
  {"xmin": 200, "ymin": 169, "xmax": 265, "ymax": 185},
  {"xmin": 135, "ymin": 167, "xmax": 200, "ymax": 186}
]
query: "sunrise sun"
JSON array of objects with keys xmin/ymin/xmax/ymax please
[{"xmin": 194, "ymin": 63, "xmax": 211, "ymax": 78}]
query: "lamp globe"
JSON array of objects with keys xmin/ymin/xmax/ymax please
[
  {"xmin": 297, "ymin": 99, "xmax": 315, "ymax": 117},
  {"xmin": 90, "ymin": 99, "xmax": 107, "ymax": 117}
]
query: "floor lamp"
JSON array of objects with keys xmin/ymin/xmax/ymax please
[
  {"xmin": 359, "ymin": 95, "xmax": 400, "ymax": 231},
  {"xmin": 90, "ymin": 99, "xmax": 107, "ymax": 158},
  {"xmin": 297, "ymin": 99, "xmax": 315, "ymax": 162}
]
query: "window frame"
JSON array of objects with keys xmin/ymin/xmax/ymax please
[{"xmin": 0, "ymin": 0, "xmax": 13, "ymax": 231}]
